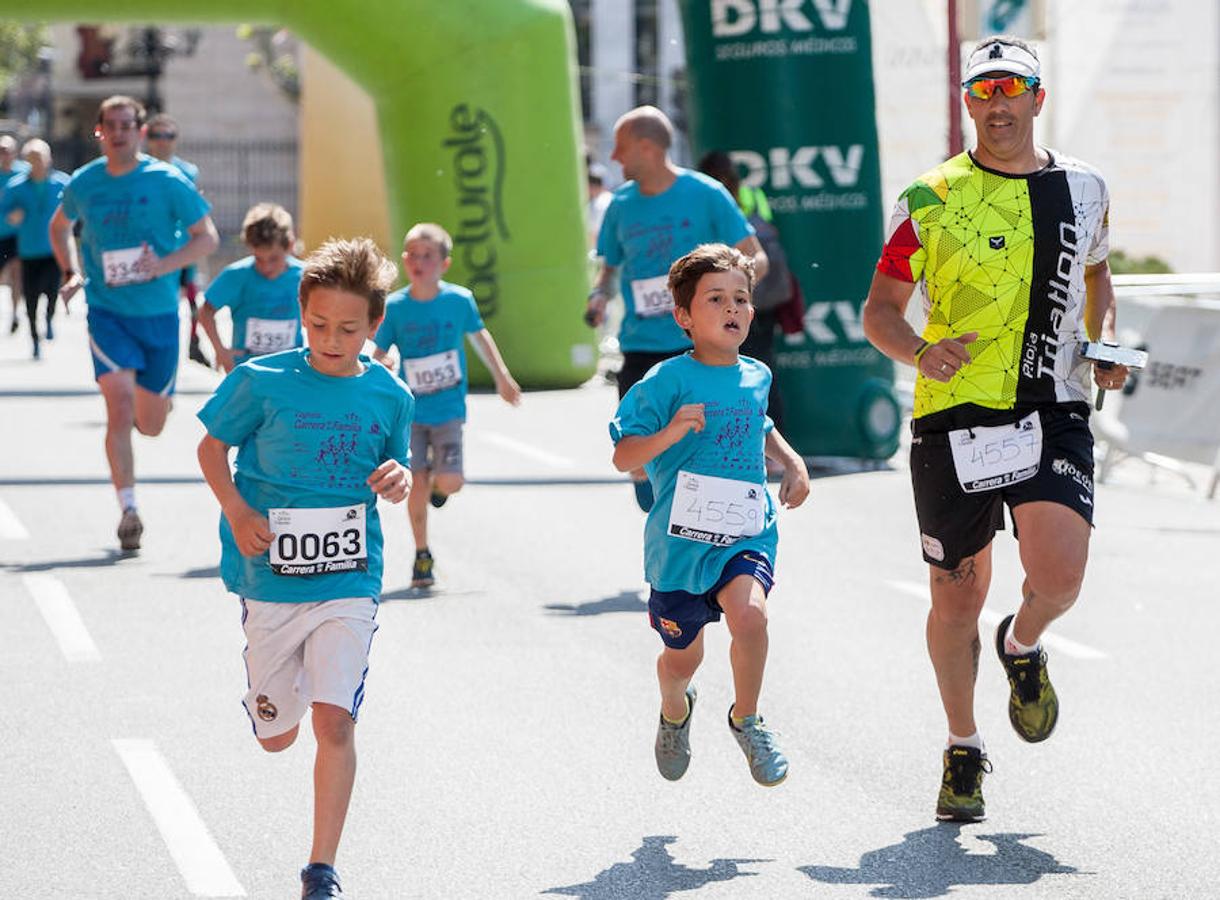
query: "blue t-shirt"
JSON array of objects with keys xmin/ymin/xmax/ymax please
[
  {"xmin": 0, "ymin": 160, "xmax": 31, "ymax": 239},
  {"xmin": 169, "ymin": 155, "xmax": 200, "ymax": 282},
  {"xmin": 204, "ymin": 255, "xmax": 304, "ymax": 357},
  {"xmin": 596, "ymin": 169, "xmax": 753, "ymax": 354},
  {"xmin": 373, "ymin": 281, "xmax": 485, "ymax": 425},
  {"xmin": 610, "ymin": 353, "xmax": 777, "ymax": 594},
  {"xmin": 0, "ymin": 170, "xmax": 70, "ymax": 258},
  {"xmin": 197, "ymin": 349, "xmax": 415, "ymax": 603},
  {"xmin": 60, "ymin": 155, "xmax": 211, "ymax": 317}
]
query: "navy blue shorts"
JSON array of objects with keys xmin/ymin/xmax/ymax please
[
  {"xmin": 648, "ymin": 551, "xmax": 775, "ymax": 649},
  {"xmin": 87, "ymin": 306, "xmax": 180, "ymax": 395}
]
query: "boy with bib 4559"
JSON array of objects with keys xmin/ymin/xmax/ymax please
[
  {"xmin": 197, "ymin": 238, "xmax": 413, "ymax": 900},
  {"xmin": 610, "ymin": 243, "xmax": 809, "ymax": 786}
]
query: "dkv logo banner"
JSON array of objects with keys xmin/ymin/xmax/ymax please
[{"xmin": 710, "ymin": 0, "xmax": 858, "ymax": 59}]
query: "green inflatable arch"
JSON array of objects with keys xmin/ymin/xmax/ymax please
[{"xmin": 12, "ymin": 0, "xmax": 595, "ymax": 388}]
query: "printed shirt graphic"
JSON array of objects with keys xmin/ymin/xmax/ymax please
[
  {"xmin": 373, "ymin": 281, "xmax": 484, "ymax": 425},
  {"xmin": 204, "ymin": 255, "xmax": 304, "ymax": 356},
  {"xmin": 610, "ymin": 353, "xmax": 777, "ymax": 594},
  {"xmin": 60, "ymin": 155, "xmax": 211, "ymax": 317},
  {"xmin": 597, "ymin": 169, "xmax": 753, "ymax": 353},
  {"xmin": 877, "ymin": 150, "xmax": 1109, "ymax": 432},
  {"xmin": 0, "ymin": 170, "xmax": 70, "ymax": 258},
  {"xmin": 0, "ymin": 159, "xmax": 31, "ymax": 239},
  {"xmin": 197, "ymin": 349, "xmax": 415, "ymax": 603}
]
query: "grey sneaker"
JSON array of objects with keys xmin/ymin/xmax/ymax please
[
  {"xmin": 117, "ymin": 507, "xmax": 143, "ymax": 551},
  {"xmin": 728, "ymin": 707, "xmax": 788, "ymax": 786},
  {"xmin": 654, "ymin": 686, "xmax": 697, "ymax": 781}
]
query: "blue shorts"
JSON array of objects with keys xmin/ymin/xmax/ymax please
[
  {"xmin": 648, "ymin": 551, "xmax": 775, "ymax": 649},
  {"xmin": 87, "ymin": 306, "xmax": 180, "ymax": 395}
]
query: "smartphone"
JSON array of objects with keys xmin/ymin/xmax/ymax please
[{"xmin": 1080, "ymin": 341, "xmax": 1148, "ymax": 369}]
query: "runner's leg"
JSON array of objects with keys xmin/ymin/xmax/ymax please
[{"xmin": 927, "ymin": 543, "xmax": 994, "ymax": 738}]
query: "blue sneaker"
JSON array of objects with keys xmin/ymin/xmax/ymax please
[
  {"xmin": 632, "ymin": 478, "xmax": 654, "ymax": 512},
  {"xmin": 655, "ymin": 686, "xmax": 697, "ymax": 781},
  {"xmin": 300, "ymin": 863, "xmax": 343, "ymax": 899},
  {"xmin": 728, "ymin": 707, "xmax": 788, "ymax": 786}
]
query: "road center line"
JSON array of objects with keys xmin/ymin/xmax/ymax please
[
  {"xmin": 885, "ymin": 579, "xmax": 1107, "ymax": 660},
  {"xmin": 112, "ymin": 739, "xmax": 246, "ymax": 898},
  {"xmin": 477, "ymin": 430, "xmax": 575, "ymax": 468},
  {"xmin": 23, "ymin": 574, "xmax": 101, "ymax": 663},
  {"xmin": 0, "ymin": 497, "xmax": 29, "ymax": 539}
]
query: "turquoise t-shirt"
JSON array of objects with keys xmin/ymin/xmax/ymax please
[
  {"xmin": 0, "ymin": 170, "xmax": 70, "ymax": 258},
  {"xmin": 610, "ymin": 353, "xmax": 778, "ymax": 594},
  {"xmin": 373, "ymin": 281, "xmax": 484, "ymax": 425},
  {"xmin": 60, "ymin": 155, "xmax": 211, "ymax": 317},
  {"xmin": 204, "ymin": 256, "xmax": 304, "ymax": 357},
  {"xmin": 169, "ymin": 155, "xmax": 200, "ymax": 283},
  {"xmin": 196, "ymin": 348, "xmax": 415, "ymax": 603},
  {"xmin": 0, "ymin": 160, "xmax": 31, "ymax": 239},
  {"xmin": 596, "ymin": 169, "xmax": 753, "ymax": 354}
]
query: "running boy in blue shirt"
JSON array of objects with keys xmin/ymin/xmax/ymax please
[
  {"xmin": 610, "ymin": 243, "xmax": 809, "ymax": 787},
  {"xmin": 198, "ymin": 202, "xmax": 304, "ymax": 373},
  {"xmin": 371, "ymin": 222, "xmax": 521, "ymax": 589},
  {"xmin": 197, "ymin": 238, "xmax": 412, "ymax": 900}
]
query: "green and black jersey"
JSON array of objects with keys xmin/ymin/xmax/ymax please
[{"xmin": 878, "ymin": 150, "xmax": 1110, "ymax": 433}]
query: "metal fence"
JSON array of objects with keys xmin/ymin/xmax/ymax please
[{"xmin": 48, "ymin": 137, "xmax": 299, "ymax": 274}]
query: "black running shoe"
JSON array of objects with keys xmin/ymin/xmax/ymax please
[
  {"xmin": 188, "ymin": 338, "xmax": 211, "ymax": 368},
  {"xmin": 412, "ymin": 549, "xmax": 435, "ymax": 588},
  {"xmin": 300, "ymin": 862, "xmax": 343, "ymax": 899},
  {"xmin": 995, "ymin": 614, "xmax": 1059, "ymax": 742},
  {"xmin": 429, "ymin": 490, "xmax": 448, "ymax": 508},
  {"xmin": 936, "ymin": 744, "xmax": 991, "ymax": 822}
]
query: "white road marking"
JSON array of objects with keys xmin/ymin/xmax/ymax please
[
  {"xmin": 23, "ymin": 574, "xmax": 100, "ymax": 662},
  {"xmin": 0, "ymin": 497, "xmax": 29, "ymax": 539},
  {"xmin": 885, "ymin": 579, "xmax": 1108, "ymax": 660},
  {"xmin": 112, "ymin": 739, "xmax": 246, "ymax": 898},
  {"xmin": 477, "ymin": 431, "xmax": 575, "ymax": 468}
]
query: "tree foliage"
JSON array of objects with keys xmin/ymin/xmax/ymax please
[{"xmin": 0, "ymin": 23, "xmax": 48, "ymax": 96}]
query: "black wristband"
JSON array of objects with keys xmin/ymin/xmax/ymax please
[{"xmin": 913, "ymin": 339, "xmax": 930, "ymax": 364}]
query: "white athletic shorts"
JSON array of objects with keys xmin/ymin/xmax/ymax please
[{"xmin": 239, "ymin": 596, "xmax": 378, "ymax": 739}]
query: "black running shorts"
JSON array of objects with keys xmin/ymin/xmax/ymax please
[{"xmin": 909, "ymin": 405, "xmax": 1095, "ymax": 569}]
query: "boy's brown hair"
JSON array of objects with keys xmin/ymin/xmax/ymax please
[
  {"xmin": 242, "ymin": 202, "xmax": 295, "ymax": 249},
  {"xmin": 667, "ymin": 243, "xmax": 756, "ymax": 315},
  {"xmin": 299, "ymin": 237, "xmax": 397, "ymax": 322},
  {"xmin": 403, "ymin": 222, "xmax": 453, "ymax": 259},
  {"xmin": 97, "ymin": 95, "xmax": 146, "ymax": 128}
]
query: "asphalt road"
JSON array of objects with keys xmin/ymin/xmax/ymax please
[{"xmin": 2, "ymin": 308, "xmax": 1217, "ymax": 899}]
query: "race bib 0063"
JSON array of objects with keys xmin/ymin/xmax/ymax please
[
  {"xmin": 668, "ymin": 470, "xmax": 765, "ymax": 546},
  {"xmin": 268, "ymin": 505, "xmax": 368, "ymax": 576},
  {"xmin": 949, "ymin": 412, "xmax": 1042, "ymax": 493}
]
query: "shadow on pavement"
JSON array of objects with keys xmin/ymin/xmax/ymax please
[
  {"xmin": 5, "ymin": 549, "xmax": 130, "ymax": 572},
  {"xmin": 545, "ymin": 589, "xmax": 647, "ymax": 616},
  {"xmin": 543, "ymin": 835, "xmax": 768, "ymax": 899},
  {"xmin": 798, "ymin": 823, "xmax": 1081, "ymax": 898},
  {"xmin": 169, "ymin": 565, "xmax": 220, "ymax": 579}
]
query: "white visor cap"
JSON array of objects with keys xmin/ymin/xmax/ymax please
[{"xmin": 963, "ymin": 40, "xmax": 1040, "ymax": 83}]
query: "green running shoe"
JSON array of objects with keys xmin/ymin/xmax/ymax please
[
  {"xmin": 995, "ymin": 613, "xmax": 1059, "ymax": 742},
  {"xmin": 411, "ymin": 549, "xmax": 435, "ymax": 588},
  {"xmin": 654, "ymin": 686, "xmax": 697, "ymax": 781},
  {"xmin": 728, "ymin": 707, "xmax": 788, "ymax": 786},
  {"xmin": 936, "ymin": 744, "xmax": 991, "ymax": 822}
]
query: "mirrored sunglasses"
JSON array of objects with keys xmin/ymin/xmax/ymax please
[{"xmin": 964, "ymin": 75, "xmax": 1039, "ymax": 101}]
